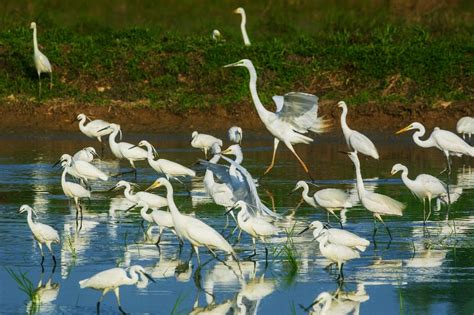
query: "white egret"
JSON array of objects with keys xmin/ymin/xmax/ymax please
[
  {"xmin": 457, "ymin": 116, "xmax": 474, "ymax": 140},
  {"xmin": 347, "ymin": 152, "xmax": 404, "ymax": 239},
  {"xmin": 55, "ymin": 154, "xmax": 108, "ymax": 183},
  {"xmin": 60, "ymin": 161, "xmax": 91, "ymax": 221},
  {"xmin": 30, "ymin": 22, "xmax": 52, "ymax": 96},
  {"xmin": 292, "ymin": 181, "xmax": 352, "ymax": 226},
  {"xmin": 338, "ymin": 101, "xmax": 379, "ymax": 159},
  {"xmin": 100, "ymin": 124, "xmax": 148, "ymax": 175},
  {"xmin": 228, "ymin": 126, "xmax": 243, "ymax": 144},
  {"xmin": 233, "ymin": 7, "xmax": 251, "ymax": 46},
  {"xmin": 19, "ymin": 205, "xmax": 60, "ymax": 267},
  {"xmin": 133, "ymin": 201, "xmax": 177, "ymax": 245},
  {"xmin": 191, "ymin": 131, "xmax": 223, "ymax": 159},
  {"xmin": 309, "ymin": 290, "xmax": 368, "ymax": 315},
  {"xmin": 73, "ymin": 147, "xmax": 99, "ymax": 162},
  {"xmin": 230, "ymin": 201, "xmax": 279, "ymax": 262},
  {"xmin": 111, "ymin": 180, "xmax": 168, "ymax": 210},
  {"xmin": 391, "ymin": 163, "xmax": 447, "ymax": 224},
  {"xmin": 212, "ymin": 29, "xmax": 223, "ymax": 41},
  {"xmin": 224, "ymin": 59, "xmax": 329, "ymax": 179},
  {"xmin": 79, "ymin": 265, "xmax": 154, "ymax": 314},
  {"xmin": 299, "ymin": 221, "xmax": 369, "ymax": 252},
  {"xmin": 133, "ymin": 140, "xmax": 195, "ymax": 182},
  {"xmin": 236, "ymin": 275, "xmax": 276, "ymax": 314},
  {"xmin": 146, "ymin": 178, "xmax": 237, "ymax": 264},
  {"xmin": 76, "ymin": 114, "xmax": 112, "ymax": 145}
]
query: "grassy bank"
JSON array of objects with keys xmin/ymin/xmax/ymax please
[{"xmin": 0, "ymin": 1, "xmax": 472, "ymax": 112}]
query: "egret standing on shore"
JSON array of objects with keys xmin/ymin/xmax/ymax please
[
  {"xmin": 233, "ymin": 8, "xmax": 251, "ymax": 46},
  {"xmin": 224, "ymin": 59, "xmax": 328, "ymax": 179},
  {"xmin": 30, "ymin": 22, "xmax": 52, "ymax": 96}
]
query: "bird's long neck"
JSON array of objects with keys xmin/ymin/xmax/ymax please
[
  {"xmin": 340, "ymin": 105, "xmax": 351, "ymax": 135},
  {"xmin": 26, "ymin": 209, "xmax": 35, "ymax": 228},
  {"xmin": 240, "ymin": 13, "xmax": 251, "ymax": 46},
  {"xmin": 234, "ymin": 151, "xmax": 243, "ymax": 165},
  {"xmin": 61, "ymin": 168, "xmax": 68, "ymax": 190},
  {"xmin": 32, "ymin": 27, "xmax": 39, "ymax": 53},
  {"xmin": 204, "ymin": 154, "xmax": 221, "ymax": 184},
  {"xmin": 109, "ymin": 128, "xmax": 119, "ymax": 149},
  {"xmin": 123, "ymin": 185, "xmax": 135, "ymax": 201},
  {"xmin": 78, "ymin": 117, "xmax": 87, "ymax": 131},
  {"xmin": 144, "ymin": 143, "xmax": 155, "ymax": 162},
  {"xmin": 246, "ymin": 65, "xmax": 271, "ymax": 122},
  {"xmin": 399, "ymin": 168, "xmax": 413, "ymax": 187},
  {"xmin": 140, "ymin": 205, "xmax": 152, "ymax": 222},
  {"xmin": 127, "ymin": 269, "xmax": 140, "ymax": 285},
  {"xmin": 353, "ymin": 159, "xmax": 366, "ymax": 198},
  {"xmin": 301, "ymin": 184, "xmax": 317, "ymax": 208},
  {"xmin": 163, "ymin": 181, "xmax": 181, "ymax": 218},
  {"xmin": 413, "ymin": 127, "xmax": 434, "ymax": 148}
]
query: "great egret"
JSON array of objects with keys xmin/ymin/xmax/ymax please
[
  {"xmin": 55, "ymin": 154, "xmax": 108, "ymax": 183},
  {"xmin": 110, "ymin": 180, "xmax": 168, "ymax": 210},
  {"xmin": 60, "ymin": 161, "xmax": 91, "ymax": 221},
  {"xmin": 30, "ymin": 22, "xmax": 52, "ymax": 96},
  {"xmin": 100, "ymin": 124, "xmax": 148, "ymax": 176},
  {"xmin": 79, "ymin": 265, "xmax": 154, "ymax": 314},
  {"xmin": 132, "ymin": 201, "xmax": 177, "ymax": 245},
  {"xmin": 338, "ymin": 101, "xmax": 379, "ymax": 159},
  {"xmin": 73, "ymin": 147, "xmax": 100, "ymax": 162},
  {"xmin": 191, "ymin": 131, "xmax": 223, "ymax": 159},
  {"xmin": 233, "ymin": 8, "xmax": 251, "ymax": 46},
  {"xmin": 224, "ymin": 59, "xmax": 328, "ymax": 179},
  {"xmin": 230, "ymin": 201, "xmax": 279, "ymax": 262},
  {"xmin": 292, "ymin": 181, "xmax": 352, "ymax": 226},
  {"xmin": 391, "ymin": 163, "xmax": 447, "ymax": 224},
  {"xmin": 299, "ymin": 221, "xmax": 369, "ymax": 252},
  {"xmin": 228, "ymin": 126, "xmax": 243, "ymax": 144},
  {"xmin": 347, "ymin": 152, "xmax": 404, "ymax": 239},
  {"xmin": 19, "ymin": 205, "xmax": 60, "ymax": 268},
  {"xmin": 146, "ymin": 178, "xmax": 237, "ymax": 264},
  {"xmin": 456, "ymin": 116, "xmax": 474, "ymax": 140}
]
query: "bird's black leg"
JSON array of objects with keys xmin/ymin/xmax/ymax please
[{"xmin": 96, "ymin": 301, "xmax": 101, "ymax": 315}]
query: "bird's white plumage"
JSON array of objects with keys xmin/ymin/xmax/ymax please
[
  {"xmin": 228, "ymin": 126, "xmax": 243, "ymax": 144},
  {"xmin": 234, "ymin": 7, "xmax": 251, "ymax": 46},
  {"xmin": 73, "ymin": 147, "xmax": 98, "ymax": 162},
  {"xmin": 114, "ymin": 180, "xmax": 168, "ymax": 209},
  {"xmin": 391, "ymin": 163, "xmax": 446, "ymax": 200},
  {"xmin": 234, "ymin": 201, "xmax": 279, "ymax": 242},
  {"xmin": 457, "ymin": 116, "xmax": 474, "ymax": 140},
  {"xmin": 294, "ymin": 181, "xmax": 352, "ymax": 214},
  {"xmin": 103, "ymin": 124, "xmax": 147, "ymax": 168},
  {"xmin": 60, "ymin": 162, "xmax": 91, "ymax": 201},
  {"xmin": 191, "ymin": 131, "xmax": 223, "ymax": 158},
  {"xmin": 305, "ymin": 221, "xmax": 369, "ymax": 252},
  {"xmin": 60, "ymin": 154, "xmax": 108, "ymax": 182},
  {"xmin": 76, "ymin": 114, "xmax": 112, "ymax": 142}
]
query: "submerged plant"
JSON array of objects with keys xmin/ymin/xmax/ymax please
[{"xmin": 6, "ymin": 268, "xmax": 40, "ymax": 314}]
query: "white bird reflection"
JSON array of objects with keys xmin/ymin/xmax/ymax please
[
  {"xmin": 26, "ymin": 270, "xmax": 60, "ymax": 314},
  {"xmin": 457, "ymin": 165, "xmax": 474, "ymax": 189},
  {"xmin": 307, "ymin": 283, "xmax": 369, "ymax": 315},
  {"xmin": 235, "ymin": 273, "xmax": 277, "ymax": 315}
]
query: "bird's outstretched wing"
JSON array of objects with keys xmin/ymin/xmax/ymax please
[
  {"xmin": 276, "ymin": 92, "xmax": 326, "ymax": 133},
  {"xmin": 272, "ymin": 95, "xmax": 284, "ymax": 112}
]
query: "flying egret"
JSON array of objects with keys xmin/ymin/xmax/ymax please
[
  {"xmin": 60, "ymin": 161, "xmax": 91, "ymax": 221},
  {"xmin": 146, "ymin": 178, "xmax": 237, "ymax": 264},
  {"xmin": 19, "ymin": 205, "xmax": 60, "ymax": 268},
  {"xmin": 233, "ymin": 7, "xmax": 251, "ymax": 46},
  {"xmin": 30, "ymin": 22, "xmax": 52, "ymax": 96},
  {"xmin": 79, "ymin": 265, "xmax": 154, "ymax": 314},
  {"xmin": 338, "ymin": 101, "xmax": 379, "ymax": 159},
  {"xmin": 191, "ymin": 131, "xmax": 223, "ymax": 159},
  {"xmin": 391, "ymin": 163, "xmax": 447, "ymax": 224},
  {"xmin": 110, "ymin": 180, "xmax": 168, "ymax": 210},
  {"xmin": 229, "ymin": 201, "xmax": 279, "ymax": 262},
  {"xmin": 456, "ymin": 116, "xmax": 474, "ymax": 141},
  {"xmin": 132, "ymin": 201, "xmax": 177, "ymax": 245},
  {"xmin": 299, "ymin": 221, "xmax": 369, "ymax": 252},
  {"xmin": 76, "ymin": 114, "xmax": 112, "ymax": 153},
  {"xmin": 347, "ymin": 152, "xmax": 404, "ymax": 239},
  {"xmin": 133, "ymin": 140, "xmax": 195, "ymax": 182},
  {"xmin": 228, "ymin": 126, "xmax": 243, "ymax": 144},
  {"xmin": 73, "ymin": 147, "xmax": 100, "ymax": 162},
  {"xmin": 292, "ymin": 181, "xmax": 352, "ymax": 226},
  {"xmin": 224, "ymin": 59, "xmax": 329, "ymax": 179},
  {"xmin": 100, "ymin": 123, "xmax": 148, "ymax": 176},
  {"xmin": 55, "ymin": 154, "xmax": 108, "ymax": 183}
]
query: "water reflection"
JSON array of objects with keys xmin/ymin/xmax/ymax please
[
  {"xmin": 26, "ymin": 270, "xmax": 60, "ymax": 314},
  {"xmin": 306, "ymin": 283, "xmax": 369, "ymax": 315}
]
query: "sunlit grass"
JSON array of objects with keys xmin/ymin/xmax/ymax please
[{"xmin": 5, "ymin": 268, "xmax": 40, "ymax": 314}]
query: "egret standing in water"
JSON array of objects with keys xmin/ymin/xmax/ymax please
[
  {"xmin": 338, "ymin": 101, "xmax": 379, "ymax": 159},
  {"xmin": 224, "ymin": 59, "xmax": 328, "ymax": 179},
  {"xmin": 110, "ymin": 180, "xmax": 168, "ymax": 210},
  {"xmin": 228, "ymin": 126, "xmax": 243, "ymax": 144},
  {"xmin": 233, "ymin": 8, "xmax": 251, "ymax": 46},
  {"xmin": 60, "ymin": 160, "xmax": 91, "ymax": 223},
  {"xmin": 19, "ymin": 205, "xmax": 60, "ymax": 268},
  {"xmin": 30, "ymin": 22, "xmax": 52, "ymax": 96},
  {"xmin": 76, "ymin": 114, "xmax": 112, "ymax": 154},
  {"xmin": 132, "ymin": 201, "xmax": 177, "ymax": 245},
  {"xmin": 191, "ymin": 131, "xmax": 223, "ymax": 159},
  {"xmin": 73, "ymin": 147, "xmax": 100, "ymax": 163},
  {"xmin": 457, "ymin": 116, "xmax": 474, "ymax": 140},
  {"xmin": 79, "ymin": 265, "xmax": 154, "ymax": 314}
]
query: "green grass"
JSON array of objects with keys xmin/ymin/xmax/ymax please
[
  {"xmin": 5, "ymin": 268, "xmax": 40, "ymax": 314},
  {"xmin": 0, "ymin": 1, "xmax": 472, "ymax": 109}
]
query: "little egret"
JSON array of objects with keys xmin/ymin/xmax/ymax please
[
  {"xmin": 292, "ymin": 181, "xmax": 352, "ymax": 227},
  {"xmin": 100, "ymin": 124, "xmax": 148, "ymax": 176},
  {"xmin": 30, "ymin": 22, "xmax": 52, "ymax": 96},
  {"xmin": 73, "ymin": 147, "xmax": 99, "ymax": 162},
  {"xmin": 228, "ymin": 126, "xmax": 243, "ymax": 144},
  {"xmin": 310, "ymin": 290, "xmax": 367, "ymax": 315},
  {"xmin": 146, "ymin": 178, "xmax": 237, "ymax": 264},
  {"xmin": 338, "ymin": 101, "xmax": 379, "ymax": 159},
  {"xmin": 76, "ymin": 114, "xmax": 112, "ymax": 154},
  {"xmin": 299, "ymin": 221, "xmax": 369, "ymax": 252},
  {"xmin": 347, "ymin": 152, "xmax": 404, "ymax": 239},
  {"xmin": 110, "ymin": 180, "xmax": 168, "ymax": 210},
  {"xmin": 60, "ymin": 161, "xmax": 91, "ymax": 221},
  {"xmin": 457, "ymin": 116, "xmax": 474, "ymax": 140},
  {"xmin": 391, "ymin": 163, "xmax": 447, "ymax": 224},
  {"xmin": 19, "ymin": 205, "xmax": 60, "ymax": 267},
  {"xmin": 79, "ymin": 265, "xmax": 154, "ymax": 314},
  {"xmin": 224, "ymin": 59, "xmax": 329, "ymax": 179},
  {"xmin": 55, "ymin": 154, "xmax": 108, "ymax": 183},
  {"xmin": 132, "ymin": 201, "xmax": 177, "ymax": 245},
  {"xmin": 212, "ymin": 29, "xmax": 223, "ymax": 41},
  {"xmin": 233, "ymin": 8, "xmax": 251, "ymax": 46},
  {"xmin": 191, "ymin": 131, "xmax": 223, "ymax": 159}
]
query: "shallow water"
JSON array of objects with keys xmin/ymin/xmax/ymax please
[{"xmin": 0, "ymin": 131, "xmax": 473, "ymax": 314}]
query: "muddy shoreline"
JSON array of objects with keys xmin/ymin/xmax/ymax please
[{"xmin": 0, "ymin": 99, "xmax": 471, "ymax": 134}]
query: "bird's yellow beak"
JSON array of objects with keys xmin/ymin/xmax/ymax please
[
  {"xmin": 221, "ymin": 148, "xmax": 232, "ymax": 155},
  {"xmin": 223, "ymin": 61, "xmax": 240, "ymax": 68},
  {"xmin": 390, "ymin": 170, "xmax": 396, "ymax": 175},
  {"xmin": 233, "ymin": 8, "xmax": 239, "ymax": 13},
  {"xmin": 145, "ymin": 180, "xmax": 161, "ymax": 192},
  {"xmin": 395, "ymin": 125, "xmax": 412, "ymax": 135}
]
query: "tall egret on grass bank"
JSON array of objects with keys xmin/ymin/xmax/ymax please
[
  {"xmin": 347, "ymin": 152, "xmax": 404, "ymax": 239},
  {"xmin": 110, "ymin": 180, "xmax": 168, "ymax": 210},
  {"xmin": 212, "ymin": 29, "xmax": 223, "ymax": 42},
  {"xmin": 60, "ymin": 161, "xmax": 91, "ymax": 222},
  {"xmin": 73, "ymin": 147, "xmax": 100, "ymax": 162},
  {"xmin": 30, "ymin": 22, "xmax": 52, "ymax": 96},
  {"xmin": 146, "ymin": 178, "xmax": 237, "ymax": 264},
  {"xmin": 19, "ymin": 205, "xmax": 60, "ymax": 268},
  {"xmin": 233, "ymin": 8, "xmax": 251, "ymax": 46},
  {"xmin": 132, "ymin": 201, "xmax": 176, "ymax": 245},
  {"xmin": 292, "ymin": 181, "xmax": 352, "ymax": 227},
  {"xmin": 338, "ymin": 101, "xmax": 379, "ymax": 159},
  {"xmin": 191, "ymin": 131, "xmax": 223, "ymax": 159},
  {"xmin": 391, "ymin": 163, "xmax": 447, "ymax": 224},
  {"xmin": 457, "ymin": 116, "xmax": 474, "ymax": 140},
  {"xmin": 224, "ymin": 59, "xmax": 329, "ymax": 179},
  {"xmin": 228, "ymin": 126, "xmax": 243, "ymax": 144},
  {"xmin": 79, "ymin": 265, "xmax": 154, "ymax": 314}
]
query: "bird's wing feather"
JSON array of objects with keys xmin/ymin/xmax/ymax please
[
  {"xmin": 186, "ymin": 217, "xmax": 232, "ymax": 252},
  {"xmin": 348, "ymin": 132, "xmax": 379, "ymax": 159},
  {"xmin": 38, "ymin": 52, "xmax": 52, "ymax": 72},
  {"xmin": 417, "ymin": 174, "xmax": 446, "ymax": 194},
  {"xmin": 35, "ymin": 223, "xmax": 60, "ymax": 242},
  {"xmin": 276, "ymin": 92, "xmax": 324, "ymax": 133},
  {"xmin": 272, "ymin": 95, "xmax": 284, "ymax": 112},
  {"xmin": 80, "ymin": 268, "xmax": 126, "ymax": 289},
  {"xmin": 366, "ymin": 192, "xmax": 405, "ymax": 216},
  {"xmin": 433, "ymin": 129, "xmax": 473, "ymax": 155}
]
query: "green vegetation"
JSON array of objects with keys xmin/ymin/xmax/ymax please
[
  {"xmin": 0, "ymin": 1, "xmax": 472, "ymax": 110},
  {"xmin": 5, "ymin": 268, "xmax": 40, "ymax": 314}
]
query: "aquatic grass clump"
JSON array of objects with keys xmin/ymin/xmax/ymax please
[
  {"xmin": 273, "ymin": 224, "xmax": 301, "ymax": 286},
  {"xmin": 5, "ymin": 268, "xmax": 40, "ymax": 313}
]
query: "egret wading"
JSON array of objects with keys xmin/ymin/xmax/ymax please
[
  {"xmin": 79, "ymin": 265, "xmax": 154, "ymax": 314},
  {"xmin": 30, "ymin": 22, "xmax": 52, "ymax": 96},
  {"xmin": 233, "ymin": 8, "xmax": 251, "ymax": 46},
  {"xmin": 456, "ymin": 116, "xmax": 474, "ymax": 141},
  {"xmin": 110, "ymin": 180, "xmax": 168, "ymax": 210},
  {"xmin": 224, "ymin": 59, "xmax": 329, "ymax": 180},
  {"xmin": 60, "ymin": 160, "xmax": 91, "ymax": 222},
  {"xmin": 76, "ymin": 114, "xmax": 112, "ymax": 154},
  {"xmin": 73, "ymin": 147, "xmax": 100, "ymax": 163},
  {"xmin": 228, "ymin": 126, "xmax": 243, "ymax": 144},
  {"xmin": 19, "ymin": 205, "xmax": 60, "ymax": 268},
  {"xmin": 55, "ymin": 154, "xmax": 108, "ymax": 186},
  {"xmin": 191, "ymin": 131, "xmax": 223, "ymax": 159}
]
